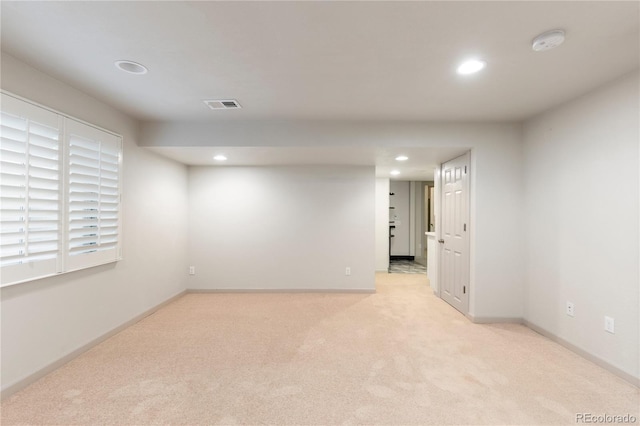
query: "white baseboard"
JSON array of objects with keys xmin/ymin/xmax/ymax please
[
  {"xmin": 467, "ymin": 315, "xmax": 523, "ymax": 324},
  {"xmin": 187, "ymin": 288, "xmax": 375, "ymax": 294},
  {"xmin": 1, "ymin": 289, "xmax": 187, "ymax": 401},
  {"xmin": 524, "ymin": 320, "xmax": 639, "ymax": 387}
]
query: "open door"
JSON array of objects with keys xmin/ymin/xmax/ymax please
[{"xmin": 438, "ymin": 152, "xmax": 470, "ymax": 314}]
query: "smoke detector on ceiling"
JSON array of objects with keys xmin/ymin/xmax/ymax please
[
  {"xmin": 532, "ymin": 30, "xmax": 565, "ymax": 52},
  {"xmin": 204, "ymin": 99, "xmax": 242, "ymax": 110}
]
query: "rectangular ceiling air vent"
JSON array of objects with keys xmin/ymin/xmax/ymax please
[{"xmin": 204, "ymin": 99, "xmax": 242, "ymax": 110}]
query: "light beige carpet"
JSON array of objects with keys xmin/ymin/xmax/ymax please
[{"xmin": 2, "ymin": 273, "xmax": 638, "ymax": 425}]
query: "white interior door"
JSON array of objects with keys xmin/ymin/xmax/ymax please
[{"xmin": 439, "ymin": 152, "xmax": 470, "ymax": 314}]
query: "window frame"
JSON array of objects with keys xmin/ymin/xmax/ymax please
[{"xmin": 1, "ymin": 91, "xmax": 123, "ymax": 287}]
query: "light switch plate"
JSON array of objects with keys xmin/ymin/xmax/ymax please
[{"xmin": 604, "ymin": 316, "xmax": 615, "ymax": 334}]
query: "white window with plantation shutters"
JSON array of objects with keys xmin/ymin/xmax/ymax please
[
  {"xmin": 0, "ymin": 92, "xmax": 122, "ymax": 287},
  {"xmin": 65, "ymin": 119, "xmax": 121, "ymax": 272}
]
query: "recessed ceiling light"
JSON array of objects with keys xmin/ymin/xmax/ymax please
[
  {"xmin": 213, "ymin": 155, "xmax": 227, "ymax": 161},
  {"xmin": 532, "ymin": 29, "xmax": 565, "ymax": 52},
  {"xmin": 395, "ymin": 155, "xmax": 409, "ymax": 161},
  {"xmin": 114, "ymin": 60, "xmax": 148, "ymax": 75},
  {"xmin": 390, "ymin": 170, "xmax": 401, "ymax": 176},
  {"xmin": 456, "ymin": 59, "xmax": 486, "ymax": 75}
]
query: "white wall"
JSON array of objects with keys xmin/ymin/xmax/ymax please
[
  {"xmin": 375, "ymin": 178, "xmax": 390, "ymax": 272},
  {"xmin": 188, "ymin": 166, "xmax": 375, "ymax": 291},
  {"xmin": 468, "ymin": 142, "xmax": 524, "ymax": 319},
  {"xmin": 523, "ymin": 71, "xmax": 639, "ymax": 380},
  {"xmin": 143, "ymin": 120, "xmax": 524, "ymax": 318},
  {"xmin": 389, "ymin": 181, "xmax": 410, "ymax": 256},
  {"xmin": 0, "ymin": 54, "xmax": 189, "ymax": 391}
]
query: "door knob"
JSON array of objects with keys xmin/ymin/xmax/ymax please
[{"xmin": 438, "ymin": 239, "xmax": 445, "ymax": 244}]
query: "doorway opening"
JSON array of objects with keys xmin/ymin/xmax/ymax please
[{"xmin": 388, "ymin": 180, "xmax": 434, "ymax": 274}]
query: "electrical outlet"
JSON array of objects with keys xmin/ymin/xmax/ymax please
[
  {"xmin": 604, "ymin": 316, "xmax": 615, "ymax": 334},
  {"xmin": 345, "ymin": 267, "xmax": 351, "ymax": 276},
  {"xmin": 189, "ymin": 266, "xmax": 195, "ymax": 275},
  {"xmin": 566, "ymin": 301, "xmax": 574, "ymax": 317}
]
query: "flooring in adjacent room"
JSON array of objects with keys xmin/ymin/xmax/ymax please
[
  {"xmin": 388, "ymin": 259, "xmax": 427, "ymax": 274},
  {"xmin": 2, "ymin": 273, "xmax": 638, "ymax": 425}
]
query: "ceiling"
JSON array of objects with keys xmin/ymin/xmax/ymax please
[
  {"xmin": 1, "ymin": 1, "xmax": 638, "ymax": 123},
  {"xmin": 147, "ymin": 146, "xmax": 469, "ymax": 181},
  {"xmin": 1, "ymin": 1, "xmax": 638, "ymax": 180}
]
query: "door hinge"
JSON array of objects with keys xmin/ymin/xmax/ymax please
[
  {"xmin": 464, "ymin": 223, "xmax": 467, "ymax": 231},
  {"xmin": 463, "ymin": 286, "xmax": 466, "ymax": 294},
  {"xmin": 464, "ymin": 166, "xmax": 467, "ymax": 174}
]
